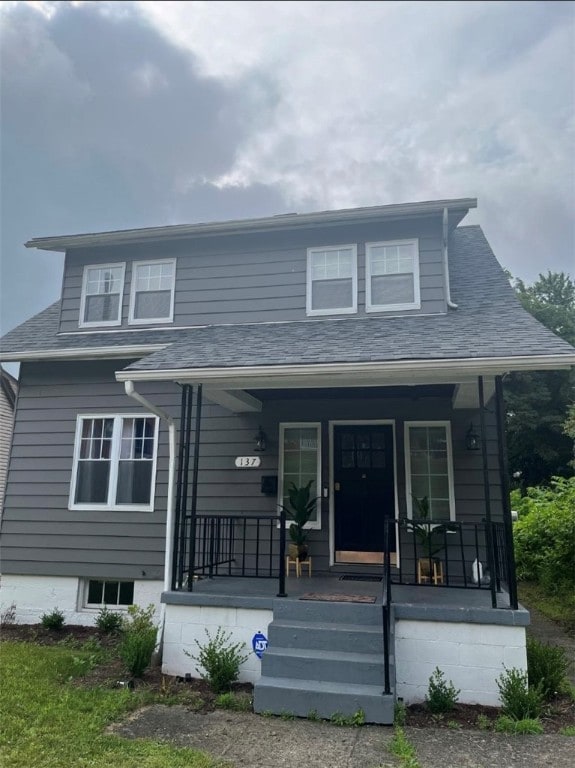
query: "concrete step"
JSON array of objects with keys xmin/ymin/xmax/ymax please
[
  {"xmin": 268, "ymin": 618, "xmax": 384, "ymax": 654},
  {"xmin": 273, "ymin": 598, "xmax": 382, "ymax": 626},
  {"xmin": 261, "ymin": 646, "xmax": 387, "ymax": 686},
  {"xmin": 253, "ymin": 675, "xmax": 395, "ymax": 724}
]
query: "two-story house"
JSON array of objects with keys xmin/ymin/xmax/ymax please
[{"xmin": 1, "ymin": 198, "xmax": 574, "ymax": 723}]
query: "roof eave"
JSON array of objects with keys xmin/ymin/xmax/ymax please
[
  {"xmin": 25, "ymin": 198, "xmax": 478, "ymax": 252},
  {"xmin": 0, "ymin": 344, "xmax": 167, "ymax": 363},
  {"xmin": 115, "ymin": 353, "xmax": 575, "ymax": 388}
]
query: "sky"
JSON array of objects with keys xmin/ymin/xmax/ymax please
[{"xmin": 1, "ymin": 0, "xmax": 574, "ymax": 369}]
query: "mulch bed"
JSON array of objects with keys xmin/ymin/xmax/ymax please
[{"xmin": 3, "ymin": 624, "xmax": 574, "ymax": 729}]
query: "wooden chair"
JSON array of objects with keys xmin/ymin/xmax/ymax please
[
  {"xmin": 417, "ymin": 558, "xmax": 444, "ymax": 585},
  {"xmin": 286, "ymin": 555, "xmax": 312, "ymax": 577}
]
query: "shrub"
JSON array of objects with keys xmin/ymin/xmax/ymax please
[
  {"xmin": 496, "ymin": 667, "xmax": 544, "ymax": 720},
  {"xmin": 527, "ymin": 636, "xmax": 569, "ymax": 700},
  {"xmin": 425, "ymin": 667, "xmax": 460, "ymax": 714},
  {"xmin": 494, "ymin": 715, "xmax": 543, "ymax": 734},
  {"xmin": 185, "ymin": 627, "xmax": 248, "ymax": 693},
  {"xmin": 512, "ymin": 477, "xmax": 575, "ymax": 595},
  {"xmin": 1, "ymin": 602, "xmax": 17, "ymax": 625},
  {"xmin": 95, "ymin": 606, "xmax": 123, "ymax": 634},
  {"xmin": 40, "ymin": 608, "xmax": 65, "ymax": 631},
  {"xmin": 119, "ymin": 604, "xmax": 157, "ymax": 678}
]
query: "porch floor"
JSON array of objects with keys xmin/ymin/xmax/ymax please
[{"xmin": 166, "ymin": 574, "xmax": 524, "ymax": 616}]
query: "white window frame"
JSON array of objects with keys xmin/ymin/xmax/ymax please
[
  {"xmin": 128, "ymin": 258, "xmax": 176, "ymax": 325},
  {"xmin": 278, "ymin": 422, "xmax": 322, "ymax": 530},
  {"xmin": 69, "ymin": 413, "xmax": 160, "ymax": 512},
  {"xmin": 366, "ymin": 239, "xmax": 421, "ymax": 313},
  {"xmin": 82, "ymin": 579, "xmax": 134, "ymax": 610},
  {"xmin": 306, "ymin": 244, "xmax": 358, "ymax": 316},
  {"xmin": 79, "ymin": 262, "xmax": 125, "ymax": 328},
  {"xmin": 404, "ymin": 421, "xmax": 456, "ymax": 522}
]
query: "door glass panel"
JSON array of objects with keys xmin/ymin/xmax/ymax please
[
  {"xmin": 357, "ymin": 433, "xmax": 370, "ymax": 449},
  {"xmin": 371, "ymin": 434, "xmax": 386, "ymax": 450},
  {"xmin": 342, "ymin": 434, "xmax": 355, "ymax": 450},
  {"xmin": 341, "ymin": 450, "xmax": 355, "ymax": 468},
  {"xmin": 357, "ymin": 450, "xmax": 370, "ymax": 468},
  {"xmin": 372, "ymin": 450, "xmax": 386, "ymax": 468}
]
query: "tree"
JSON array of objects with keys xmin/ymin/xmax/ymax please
[{"xmin": 504, "ymin": 272, "xmax": 575, "ymax": 487}]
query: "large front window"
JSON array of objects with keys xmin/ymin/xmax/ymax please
[
  {"xmin": 279, "ymin": 423, "xmax": 321, "ymax": 528},
  {"xmin": 70, "ymin": 415, "xmax": 159, "ymax": 510},
  {"xmin": 405, "ymin": 422, "xmax": 455, "ymax": 521},
  {"xmin": 80, "ymin": 263, "xmax": 125, "ymax": 327},
  {"xmin": 366, "ymin": 240, "xmax": 420, "ymax": 312},
  {"xmin": 306, "ymin": 245, "xmax": 357, "ymax": 315}
]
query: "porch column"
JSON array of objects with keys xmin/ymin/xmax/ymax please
[
  {"xmin": 187, "ymin": 384, "xmax": 203, "ymax": 591},
  {"xmin": 172, "ymin": 384, "xmax": 194, "ymax": 590},
  {"xmin": 478, "ymin": 375, "xmax": 498, "ymax": 608},
  {"xmin": 495, "ymin": 375, "xmax": 519, "ymax": 609}
]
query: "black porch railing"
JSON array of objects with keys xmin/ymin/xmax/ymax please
[{"xmin": 172, "ymin": 511, "xmax": 287, "ymax": 591}]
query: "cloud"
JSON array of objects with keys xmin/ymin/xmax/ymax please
[{"xmin": 1, "ymin": 0, "xmax": 573, "ymax": 350}]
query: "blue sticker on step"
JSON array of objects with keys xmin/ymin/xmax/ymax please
[{"xmin": 252, "ymin": 631, "xmax": 268, "ymax": 659}]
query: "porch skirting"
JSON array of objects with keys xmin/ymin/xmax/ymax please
[{"xmin": 161, "ymin": 588, "xmax": 529, "ymax": 708}]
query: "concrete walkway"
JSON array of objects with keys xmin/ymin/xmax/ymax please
[{"xmin": 111, "ymin": 596, "xmax": 575, "ymax": 768}]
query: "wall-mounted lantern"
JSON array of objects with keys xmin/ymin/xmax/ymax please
[
  {"xmin": 254, "ymin": 426, "xmax": 267, "ymax": 452},
  {"xmin": 466, "ymin": 423, "xmax": 480, "ymax": 451}
]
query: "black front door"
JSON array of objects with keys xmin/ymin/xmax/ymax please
[{"xmin": 334, "ymin": 425, "xmax": 395, "ymax": 562}]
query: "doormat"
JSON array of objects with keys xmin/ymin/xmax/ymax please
[
  {"xmin": 300, "ymin": 593, "xmax": 377, "ymax": 604},
  {"xmin": 339, "ymin": 575, "xmax": 382, "ymax": 583}
]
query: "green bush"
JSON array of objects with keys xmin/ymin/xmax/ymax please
[
  {"xmin": 119, "ymin": 605, "xmax": 157, "ymax": 678},
  {"xmin": 185, "ymin": 627, "xmax": 248, "ymax": 693},
  {"xmin": 425, "ymin": 667, "xmax": 460, "ymax": 714},
  {"xmin": 512, "ymin": 477, "xmax": 575, "ymax": 595},
  {"xmin": 40, "ymin": 608, "xmax": 65, "ymax": 631},
  {"xmin": 95, "ymin": 607, "xmax": 123, "ymax": 634},
  {"xmin": 496, "ymin": 667, "xmax": 544, "ymax": 720},
  {"xmin": 527, "ymin": 637, "xmax": 569, "ymax": 700},
  {"xmin": 494, "ymin": 715, "xmax": 544, "ymax": 734}
]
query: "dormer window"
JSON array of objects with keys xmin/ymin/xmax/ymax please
[
  {"xmin": 366, "ymin": 239, "xmax": 420, "ymax": 312},
  {"xmin": 129, "ymin": 259, "xmax": 176, "ymax": 324},
  {"xmin": 306, "ymin": 245, "xmax": 357, "ymax": 316},
  {"xmin": 79, "ymin": 263, "xmax": 125, "ymax": 327}
]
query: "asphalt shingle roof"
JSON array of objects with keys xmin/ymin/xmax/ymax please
[{"xmin": 1, "ymin": 226, "xmax": 573, "ymax": 371}]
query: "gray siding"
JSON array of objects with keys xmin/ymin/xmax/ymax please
[
  {"xmin": 1, "ymin": 361, "xmax": 502, "ymax": 580},
  {"xmin": 0, "ymin": 382, "xmax": 16, "ymax": 515},
  {"xmin": 59, "ymin": 218, "xmax": 446, "ymax": 332}
]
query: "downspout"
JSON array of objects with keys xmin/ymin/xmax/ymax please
[
  {"xmin": 443, "ymin": 206, "xmax": 458, "ymax": 309},
  {"xmin": 124, "ymin": 380, "xmax": 176, "ymax": 653}
]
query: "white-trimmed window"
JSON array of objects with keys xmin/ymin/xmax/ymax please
[
  {"xmin": 84, "ymin": 579, "xmax": 134, "ymax": 608},
  {"xmin": 129, "ymin": 259, "xmax": 176, "ymax": 324},
  {"xmin": 306, "ymin": 245, "xmax": 357, "ymax": 316},
  {"xmin": 79, "ymin": 263, "xmax": 125, "ymax": 327},
  {"xmin": 278, "ymin": 423, "xmax": 321, "ymax": 529},
  {"xmin": 366, "ymin": 240, "xmax": 420, "ymax": 312},
  {"xmin": 405, "ymin": 422, "xmax": 455, "ymax": 521},
  {"xmin": 70, "ymin": 414, "xmax": 159, "ymax": 511}
]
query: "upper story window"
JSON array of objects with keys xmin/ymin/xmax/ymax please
[
  {"xmin": 366, "ymin": 239, "xmax": 420, "ymax": 312},
  {"xmin": 306, "ymin": 245, "xmax": 357, "ymax": 316},
  {"xmin": 69, "ymin": 414, "xmax": 159, "ymax": 511},
  {"xmin": 79, "ymin": 263, "xmax": 125, "ymax": 327},
  {"xmin": 129, "ymin": 259, "xmax": 176, "ymax": 324}
]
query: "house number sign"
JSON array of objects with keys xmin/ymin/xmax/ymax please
[{"xmin": 235, "ymin": 456, "xmax": 261, "ymax": 468}]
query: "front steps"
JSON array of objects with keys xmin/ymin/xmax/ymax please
[{"xmin": 253, "ymin": 598, "xmax": 395, "ymax": 724}]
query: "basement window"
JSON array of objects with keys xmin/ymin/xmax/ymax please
[{"xmin": 85, "ymin": 579, "xmax": 134, "ymax": 607}]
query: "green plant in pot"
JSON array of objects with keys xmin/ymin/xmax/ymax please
[
  {"xmin": 281, "ymin": 480, "xmax": 318, "ymax": 561},
  {"xmin": 408, "ymin": 495, "xmax": 454, "ymax": 559}
]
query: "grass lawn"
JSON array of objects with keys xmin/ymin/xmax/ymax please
[{"xmin": 0, "ymin": 642, "xmax": 220, "ymax": 768}]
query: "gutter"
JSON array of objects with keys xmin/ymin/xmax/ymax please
[
  {"xmin": 115, "ymin": 353, "xmax": 575, "ymax": 385},
  {"xmin": 443, "ymin": 207, "xmax": 458, "ymax": 309},
  {"xmin": 123, "ymin": 380, "xmax": 177, "ymax": 656}
]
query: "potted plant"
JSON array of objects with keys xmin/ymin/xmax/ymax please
[
  {"xmin": 407, "ymin": 496, "xmax": 454, "ymax": 583},
  {"xmin": 281, "ymin": 480, "xmax": 318, "ymax": 561}
]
